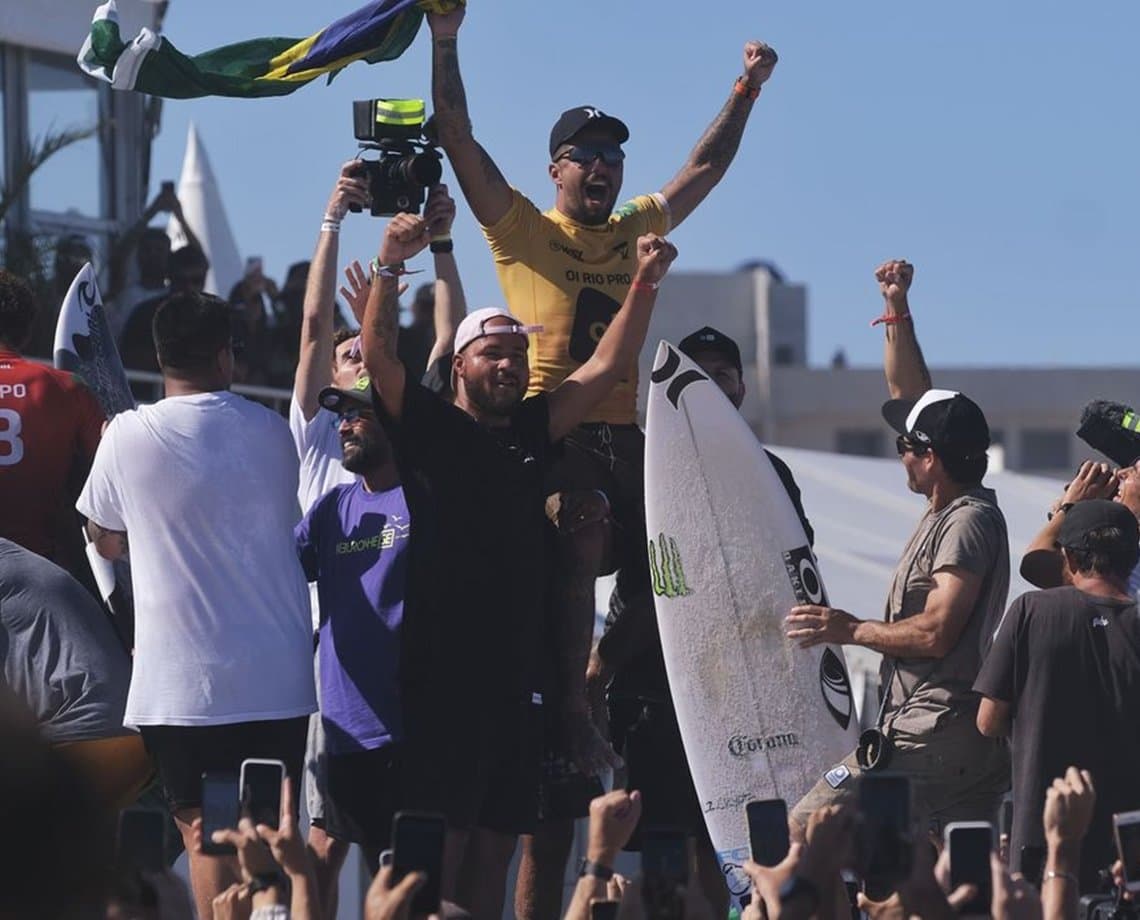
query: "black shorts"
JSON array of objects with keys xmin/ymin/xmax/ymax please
[
  {"xmin": 609, "ymin": 699, "xmax": 708, "ymax": 848},
  {"xmin": 324, "ymin": 746, "xmax": 403, "ymax": 849},
  {"xmin": 399, "ymin": 696, "xmax": 543, "ymax": 837},
  {"xmin": 139, "ymin": 717, "xmax": 308, "ymax": 814},
  {"xmin": 543, "ymin": 423, "xmax": 649, "ymax": 598},
  {"xmin": 538, "ymin": 706, "xmax": 604, "ymax": 824}
]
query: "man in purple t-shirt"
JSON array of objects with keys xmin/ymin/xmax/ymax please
[{"xmin": 295, "ymin": 376, "xmax": 410, "ymax": 866}]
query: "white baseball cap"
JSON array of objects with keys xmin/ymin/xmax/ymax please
[{"xmin": 454, "ymin": 307, "xmax": 543, "ymax": 355}]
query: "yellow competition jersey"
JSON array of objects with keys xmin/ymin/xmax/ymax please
[{"xmin": 482, "ymin": 189, "xmax": 670, "ymax": 425}]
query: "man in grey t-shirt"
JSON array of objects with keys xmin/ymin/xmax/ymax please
[
  {"xmin": 784, "ymin": 261, "xmax": 1010, "ymax": 835},
  {"xmin": 0, "ymin": 539, "xmax": 151, "ymax": 809}
]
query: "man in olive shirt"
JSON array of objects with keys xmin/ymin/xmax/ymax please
[{"xmin": 785, "ymin": 261, "xmax": 1010, "ymax": 834}]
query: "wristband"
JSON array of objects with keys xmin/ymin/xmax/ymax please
[
  {"xmin": 430, "ymin": 238, "xmax": 454, "ymax": 254},
  {"xmin": 1047, "ymin": 502, "xmax": 1075, "ymax": 522},
  {"xmin": 734, "ymin": 77, "xmax": 760, "ymax": 100},
  {"xmin": 370, "ymin": 258, "xmax": 406, "ymax": 279},
  {"xmin": 320, "ymin": 219, "xmax": 341, "ymax": 234},
  {"xmin": 1043, "ymin": 870, "xmax": 1078, "ymax": 885},
  {"xmin": 870, "ymin": 311, "xmax": 911, "ymax": 327},
  {"xmin": 577, "ymin": 859, "xmax": 614, "ymax": 882},
  {"xmin": 631, "ymin": 280, "xmax": 659, "ymax": 293}
]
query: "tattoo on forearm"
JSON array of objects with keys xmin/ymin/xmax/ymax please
[
  {"xmin": 691, "ymin": 96, "xmax": 751, "ymax": 173},
  {"xmin": 433, "ymin": 39, "xmax": 468, "ymax": 121},
  {"xmin": 370, "ymin": 280, "xmax": 400, "ymax": 360}
]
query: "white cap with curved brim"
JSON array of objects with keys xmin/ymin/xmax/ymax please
[{"xmin": 454, "ymin": 307, "xmax": 543, "ymax": 355}]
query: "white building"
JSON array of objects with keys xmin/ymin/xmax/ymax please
[{"xmin": 638, "ymin": 262, "xmax": 1139, "ymax": 477}]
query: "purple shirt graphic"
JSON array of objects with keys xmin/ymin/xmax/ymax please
[{"xmin": 296, "ymin": 480, "xmax": 410, "ymax": 754}]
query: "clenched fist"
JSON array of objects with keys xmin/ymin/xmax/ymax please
[
  {"xmin": 743, "ymin": 41, "xmax": 778, "ymax": 89},
  {"xmin": 875, "ymin": 259, "xmax": 914, "ymax": 308},
  {"xmin": 634, "ymin": 234, "xmax": 678, "ymax": 286}
]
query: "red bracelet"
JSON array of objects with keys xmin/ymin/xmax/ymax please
[
  {"xmin": 631, "ymin": 280, "xmax": 659, "ymax": 293},
  {"xmin": 870, "ymin": 311, "xmax": 911, "ymax": 327},
  {"xmin": 734, "ymin": 78, "xmax": 760, "ymax": 101}
]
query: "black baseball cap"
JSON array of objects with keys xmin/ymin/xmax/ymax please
[
  {"xmin": 549, "ymin": 106, "xmax": 630, "ymax": 159},
  {"xmin": 882, "ymin": 388, "xmax": 990, "ymax": 459},
  {"xmin": 318, "ymin": 375, "xmax": 375, "ymax": 415},
  {"xmin": 678, "ymin": 326, "xmax": 743, "ymax": 375},
  {"xmin": 1056, "ymin": 499, "xmax": 1140, "ymax": 550}
]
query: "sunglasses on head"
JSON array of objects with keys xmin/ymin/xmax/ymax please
[
  {"xmin": 555, "ymin": 143, "xmax": 625, "ymax": 167},
  {"xmin": 895, "ymin": 434, "xmax": 931, "ymax": 457}
]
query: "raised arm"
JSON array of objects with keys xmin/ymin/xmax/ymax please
[
  {"xmin": 293, "ymin": 162, "xmax": 370, "ymax": 420},
  {"xmin": 659, "ymin": 41, "xmax": 778, "ymax": 229},
  {"xmin": 875, "ymin": 259, "xmax": 932, "ymax": 400},
  {"xmin": 427, "ymin": 7, "xmax": 513, "ymax": 226},
  {"xmin": 547, "ymin": 235, "xmax": 677, "ymax": 442},
  {"xmin": 361, "ymin": 214, "xmax": 432, "ymax": 420},
  {"xmin": 422, "ymin": 184, "xmax": 466, "ymax": 366}
]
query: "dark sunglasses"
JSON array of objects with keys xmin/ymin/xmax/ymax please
[
  {"xmin": 337, "ymin": 407, "xmax": 375, "ymax": 423},
  {"xmin": 555, "ymin": 143, "xmax": 625, "ymax": 167},
  {"xmin": 895, "ymin": 435, "xmax": 930, "ymax": 457}
]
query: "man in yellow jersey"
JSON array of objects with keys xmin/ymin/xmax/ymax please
[{"xmin": 428, "ymin": 9, "xmax": 778, "ymax": 917}]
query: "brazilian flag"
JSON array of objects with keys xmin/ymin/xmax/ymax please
[{"xmin": 78, "ymin": 0, "xmax": 462, "ymax": 99}]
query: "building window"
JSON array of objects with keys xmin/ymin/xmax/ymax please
[
  {"xmin": 836, "ymin": 429, "xmax": 885, "ymax": 458},
  {"xmin": 1020, "ymin": 430, "xmax": 1070, "ymax": 471}
]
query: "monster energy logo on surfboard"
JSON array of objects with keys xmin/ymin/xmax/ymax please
[{"xmin": 649, "ymin": 532, "xmax": 692, "ymax": 598}]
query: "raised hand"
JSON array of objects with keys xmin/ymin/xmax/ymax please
[
  {"xmin": 1044, "ymin": 766, "xmax": 1096, "ymax": 847},
  {"xmin": 426, "ymin": 3, "xmax": 465, "ymax": 38},
  {"xmin": 424, "ymin": 184, "xmax": 457, "ymax": 240},
  {"xmin": 587, "ymin": 790, "xmax": 643, "ymax": 866},
  {"xmin": 326, "ymin": 161, "xmax": 372, "ymax": 222},
  {"xmin": 634, "ymin": 234, "xmax": 679, "ymax": 286},
  {"xmin": 742, "ymin": 41, "xmax": 778, "ymax": 89},
  {"xmin": 379, "ymin": 213, "xmax": 432, "ymax": 266},
  {"xmin": 875, "ymin": 260, "xmax": 914, "ymax": 307}
]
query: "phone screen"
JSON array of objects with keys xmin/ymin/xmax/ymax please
[
  {"xmin": 201, "ymin": 773, "xmax": 239, "ymax": 856},
  {"xmin": 746, "ymin": 799, "xmax": 790, "ymax": 867},
  {"xmin": 948, "ymin": 824, "xmax": 993, "ymax": 915},
  {"xmin": 117, "ymin": 808, "xmax": 166, "ymax": 875},
  {"xmin": 241, "ymin": 760, "xmax": 284, "ymax": 829},
  {"xmin": 859, "ymin": 774, "xmax": 911, "ymax": 891},
  {"xmin": 1115, "ymin": 814, "xmax": 1140, "ymax": 890},
  {"xmin": 392, "ymin": 811, "xmax": 445, "ymax": 916},
  {"xmin": 590, "ymin": 902, "xmax": 620, "ymax": 920}
]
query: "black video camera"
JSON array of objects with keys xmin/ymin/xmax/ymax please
[
  {"xmin": 1079, "ymin": 894, "xmax": 1138, "ymax": 920},
  {"xmin": 351, "ymin": 98, "xmax": 443, "ymax": 217},
  {"xmin": 1077, "ymin": 400, "xmax": 1140, "ymax": 469}
]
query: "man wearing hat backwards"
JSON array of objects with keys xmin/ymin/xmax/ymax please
[
  {"xmin": 785, "ymin": 260, "xmax": 1011, "ymax": 839},
  {"xmin": 976, "ymin": 500, "xmax": 1140, "ymax": 889}
]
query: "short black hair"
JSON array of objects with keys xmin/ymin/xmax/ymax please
[
  {"xmin": 0, "ymin": 270, "xmax": 37, "ymax": 349},
  {"xmin": 168, "ymin": 244, "xmax": 208, "ymax": 275},
  {"xmin": 152, "ymin": 291, "xmax": 232, "ymax": 373},
  {"xmin": 1064, "ymin": 525, "xmax": 1140, "ymax": 579},
  {"xmin": 938, "ymin": 450, "xmax": 988, "ymax": 487},
  {"xmin": 333, "ymin": 327, "xmax": 358, "ymax": 357}
]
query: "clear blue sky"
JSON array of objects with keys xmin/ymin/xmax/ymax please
[{"xmin": 145, "ymin": 0, "xmax": 1140, "ymax": 369}]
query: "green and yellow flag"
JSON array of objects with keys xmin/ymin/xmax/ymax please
[{"xmin": 77, "ymin": 0, "xmax": 462, "ymax": 99}]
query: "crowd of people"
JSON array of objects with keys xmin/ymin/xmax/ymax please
[{"xmin": 3, "ymin": 5, "xmax": 1140, "ymax": 920}]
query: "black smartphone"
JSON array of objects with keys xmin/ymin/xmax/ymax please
[
  {"xmin": 1020, "ymin": 845, "xmax": 1045, "ymax": 888},
  {"xmin": 642, "ymin": 826, "xmax": 688, "ymax": 919},
  {"xmin": 946, "ymin": 822, "xmax": 993, "ymax": 916},
  {"xmin": 160, "ymin": 180, "xmax": 175, "ymax": 196},
  {"xmin": 858, "ymin": 773, "xmax": 912, "ymax": 894},
  {"xmin": 117, "ymin": 808, "xmax": 166, "ymax": 875},
  {"xmin": 1114, "ymin": 811, "xmax": 1140, "ymax": 894},
  {"xmin": 746, "ymin": 798, "xmax": 790, "ymax": 867},
  {"xmin": 591, "ymin": 901, "xmax": 620, "ymax": 920},
  {"xmin": 240, "ymin": 759, "xmax": 284, "ymax": 829},
  {"xmin": 201, "ymin": 772, "xmax": 239, "ymax": 856},
  {"xmin": 392, "ymin": 811, "xmax": 446, "ymax": 917}
]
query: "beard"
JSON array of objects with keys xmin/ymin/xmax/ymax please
[
  {"xmin": 465, "ymin": 377, "xmax": 523, "ymax": 417},
  {"xmin": 341, "ymin": 429, "xmax": 390, "ymax": 473}
]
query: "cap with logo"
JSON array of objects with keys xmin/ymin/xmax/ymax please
[
  {"xmin": 678, "ymin": 326, "xmax": 743, "ymax": 375},
  {"xmin": 881, "ymin": 388, "xmax": 990, "ymax": 459},
  {"xmin": 454, "ymin": 307, "xmax": 544, "ymax": 355},
  {"xmin": 1056, "ymin": 499, "xmax": 1140, "ymax": 550},
  {"xmin": 318, "ymin": 374, "xmax": 374, "ymax": 415},
  {"xmin": 549, "ymin": 106, "xmax": 630, "ymax": 159}
]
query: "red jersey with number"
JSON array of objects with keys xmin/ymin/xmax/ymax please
[{"xmin": 0, "ymin": 349, "xmax": 104, "ymax": 559}]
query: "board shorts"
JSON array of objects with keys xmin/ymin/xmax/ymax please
[
  {"xmin": 397, "ymin": 694, "xmax": 544, "ymax": 838},
  {"xmin": 139, "ymin": 717, "xmax": 308, "ymax": 814},
  {"xmin": 609, "ymin": 698, "xmax": 709, "ymax": 848}
]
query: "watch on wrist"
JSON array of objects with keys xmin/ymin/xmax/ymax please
[
  {"xmin": 1048, "ymin": 501, "xmax": 1076, "ymax": 522},
  {"xmin": 248, "ymin": 872, "xmax": 289, "ymax": 896},
  {"xmin": 369, "ymin": 258, "xmax": 406, "ymax": 279},
  {"xmin": 578, "ymin": 858, "xmax": 615, "ymax": 882}
]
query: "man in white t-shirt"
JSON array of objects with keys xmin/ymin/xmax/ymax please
[
  {"xmin": 79, "ymin": 290, "xmax": 316, "ymax": 920},
  {"xmin": 288, "ymin": 162, "xmax": 466, "ymax": 918}
]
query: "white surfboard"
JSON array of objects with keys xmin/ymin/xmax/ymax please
[{"xmin": 644, "ymin": 341, "xmax": 859, "ymax": 902}]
